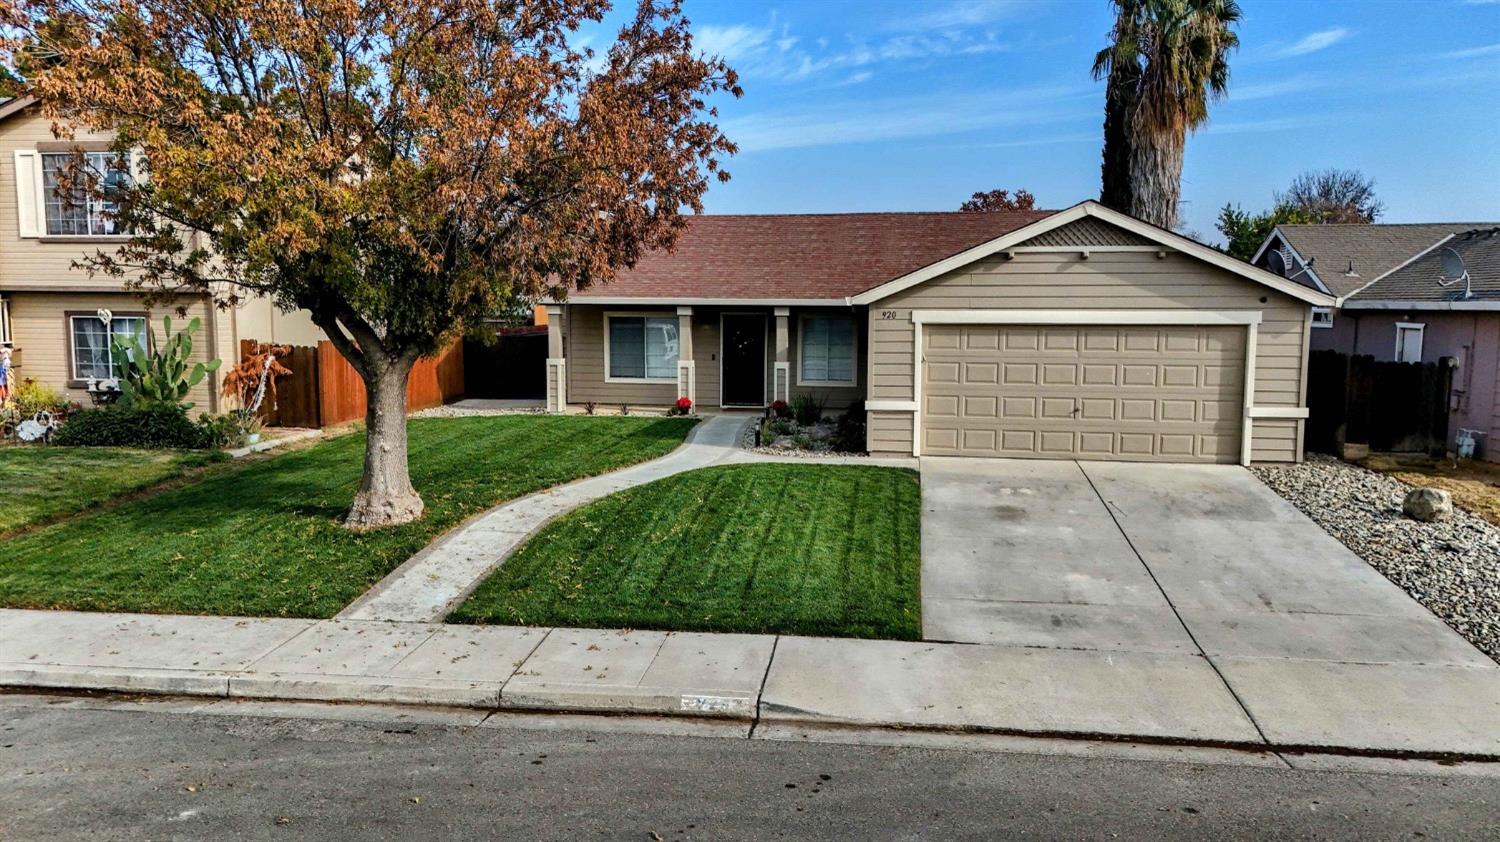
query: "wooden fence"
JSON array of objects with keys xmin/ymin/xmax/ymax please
[
  {"xmin": 241, "ymin": 339, "xmax": 464, "ymax": 428},
  {"xmin": 1306, "ymin": 350, "xmax": 1456, "ymax": 456}
]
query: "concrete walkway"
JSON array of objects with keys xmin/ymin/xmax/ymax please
[
  {"xmin": 340, "ymin": 414, "xmax": 751, "ymax": 623},
  {"xmin": 341, "ymin": 414, "xmax": 917, "ymax": 624},
  {"xmin": 3, "ymin": 607, "xmax": 1498, "ymax": 759}
]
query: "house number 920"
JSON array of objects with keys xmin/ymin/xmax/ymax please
[{"xmin": 880, "ymin": 310, "xmax": 898, "ymax": 320}]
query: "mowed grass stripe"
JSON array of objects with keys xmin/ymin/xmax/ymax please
[
  {"xmin": 0, "ymin": 416, "xmax": 697, "ymax": 618},
  {"xmin": 451, "ymin": 463, "xmax": 922, "ymax": 640}
]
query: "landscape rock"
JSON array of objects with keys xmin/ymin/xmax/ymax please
[
  {"xmin": 1402, "ymin": 487, "xmax": 1453, "ymax": 522},
  {"xmin": 1251, "ymin": 455, "xmax": 1499, "ymax": 664}
]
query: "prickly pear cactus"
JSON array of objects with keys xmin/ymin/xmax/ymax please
[{"xmin": 112, "ymin": 315, "xmax": 223, "ymax": 411}]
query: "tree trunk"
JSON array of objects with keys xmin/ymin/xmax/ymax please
[
  {"xmin": 1099, "ymin": 65, "xmax": 1137, "ymax": 214},
  {"xmin": 345, "ymin": 355, "xmax": 424, "ymax": 529},
  {"xmin": 1127, "ymin": 121, "xmax": 1185, "ymax": 231}
]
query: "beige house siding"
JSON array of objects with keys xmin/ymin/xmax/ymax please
[
  {"xmin": 6, "ymin": 291, "xmax": 218, "ymax": 410},
  {"xmin": 0, "ymin": 111, "xmax": 120, "ymax": 290},
  {"xmin": 864, "ymin": 250, "xmax": 1310, "ymax": 462},
  {"xmin": 0, "ymin": 107, "xmax": 326, "ymax": 409}
]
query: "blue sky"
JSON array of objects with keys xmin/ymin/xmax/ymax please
[{"xmin": 604, "ymin": 0, "xmax": 1500, "ymax": 243}]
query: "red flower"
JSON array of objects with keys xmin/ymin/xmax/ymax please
[
  {"xmin": 676, "ymin": 397, "xmax": 692, "ymax": 409},
  {"xmin": 770, "ymin": 399, "xmax": 788, "ymax": 412}
]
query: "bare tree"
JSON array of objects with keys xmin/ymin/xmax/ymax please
[
  {"xmin": 1276, "ymin": 169, "xmax": 1385, "ymax": 224},
  {"xmin": 959, "ymin": 189, "xmax": 1037, "ymax": 212}
]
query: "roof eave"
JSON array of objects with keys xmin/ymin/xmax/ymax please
[
  {"xmin": 1341, "ymin": 300, "xmax": 1500, "ymax": 311},
  {"xmin": 850, "ymin": 202, "xmax": 1336, "ymax": 307},
  {"xmin": 0, "ymin": 96, "xmax": 38, "ymax": 125}
]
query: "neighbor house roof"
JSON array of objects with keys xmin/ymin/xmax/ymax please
[
  {"xmin": 568, "ymin": 210, "xmax": 1051, "ymax": 303},
  {"xmin": 1265, "ymin": 223, "xmax": 1499, "ymax": 299},
  {"xmin": 1344, "ymin": 228, "xmax": 1500, "ymax": 308}
]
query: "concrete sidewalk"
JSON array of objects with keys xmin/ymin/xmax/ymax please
[{"xmin": 3, "ymin": 608, "xmax": 1497, "ymax": 760}]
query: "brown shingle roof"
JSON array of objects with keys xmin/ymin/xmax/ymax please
[
  {"xmin": 1276, "ymin": 223, "xmax": 1499, "ymax": 298},
  {"xmin": 571, "ymin": 210, "xmax": 1054, "ymax": 301},
  {"xmin": 1348, "ymin": 228, "xmax": 1500, "ymax": 304}
]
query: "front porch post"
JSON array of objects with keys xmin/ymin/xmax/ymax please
[
  {"xmin": 773, "ymin": 306, "xmax": 791, "ymax": 403},
  {"xmin": 676, "ymin": 306, "xmax": 696, "ymax": 409},
  {"xmin": 545, "ymin": 304, "xmax": 567, "ymax": 413}
]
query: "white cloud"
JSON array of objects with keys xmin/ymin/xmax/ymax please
[
  {"xmin": 695, "ymin": 24, "xmax": 774, "ymax": 62},
  {"xmin": 721, "ymin": 84, "xmax": 1092, "ymax": 152},
  {"xmin": 901, "ymin": 0, "xmax": 1027, "ymax": 31},
  {"xmin": 1275, "ymin": 27, "xmax": 1351, "ymax": 58},
  {"xmin": 836, "ymin": 71, "xmax": 875, "ymax": 87},
  {"xmin": 1202, "ymin": 115, "xmax": 1332, "ymax": 136},
  {"xmin": 1442, "ymin": 42, "xmax": 1500, "ymax": 59},
  {"xmin": 1230, "ymin": 75, "xmax": 1333, "ymax": 102}
]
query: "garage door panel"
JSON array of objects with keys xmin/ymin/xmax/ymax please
[
  {"xmin": 964, "ymin": 361, "xmax": 1000, "ymax": 383},
  {"xmin": 1001, "ymin": 396, "xmax": 1037, "ymax": 418},
  {"xmin": 922, "ymin": 324, "xmax": 1244, "ymax": 463},
  {"xmin": 1004, "ymin": 363, "xmax": 1038, "ymax": 384},
  {"xmin": 1042, "ymin": 364, "xmax": 1078, "ymax": 385}
]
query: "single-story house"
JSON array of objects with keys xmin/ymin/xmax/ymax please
[
  {"xmin": 545, "ymin": 201, "xmax": 1334, "ymax": 464},
  {"xmin": 1253, "ymin": 222, "xmax": 1500, "ymax": 459}
]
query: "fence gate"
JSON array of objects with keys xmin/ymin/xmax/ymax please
[{"xmin": 1305, "ymin": 350, "xmax": 1456, "ymax": 455}]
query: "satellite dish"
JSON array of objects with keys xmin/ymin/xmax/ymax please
[
  {"xmin": 1436, "ymin": 246, "xmax": 1472, "ymax": 299},
  {"xmin": 1266, "ymin": 249, "xmax": 1288, "ymax": 277}
]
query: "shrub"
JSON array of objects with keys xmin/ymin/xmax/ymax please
[
  {"xmin": 198, "ymin": 412, "xmax": 250, "ymax": 449},
  {"xmin": 789, "ymin": 392, "xmax": 824, "ymax": 426},
  {"xmin": 668, "ymin": 396, "xmax": 692, "ymax": 416},
  {"xmin": 833, "ymin": 400, "xmax": 867, "ymax": 453},
  {"xmin": 769, "ymin": 399, "xmax": 790, "ymax": 419},
  {"xmin": 10, "ymin": 378, "xmax": 73, "ymax": 418},
  {"xmin": 53, "ymin": 404, "xmax": 214, "ymax": 449}
]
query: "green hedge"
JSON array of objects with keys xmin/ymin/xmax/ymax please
[{"xmin": 52, "ymin": 405, "xmax": 214, "ymax": 449}]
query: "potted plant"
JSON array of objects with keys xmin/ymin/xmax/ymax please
[
  {"xmin": 670, "ymin": 396, "xmax": 693, "ymax": 416},
  {"xmin": 220, "ymin": 342, "xmax": 292, "ymax": 443}
]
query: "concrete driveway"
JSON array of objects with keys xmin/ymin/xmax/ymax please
[{"xmin": 920, "ymin": 457, "xmax": 1498, "ymax": 751}]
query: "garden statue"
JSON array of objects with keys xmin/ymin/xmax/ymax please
[
  {"xmin": 16, "ymin": 410, "xmax": 54, "ymax": 442},
  {"xmin": 0, "ymin": 346, "xmax": 11, "ymax": 403}
]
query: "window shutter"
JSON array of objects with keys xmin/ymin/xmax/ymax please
[{"xmin": 13, "ymin": 150, "xmax": 41, "ymax": 238}]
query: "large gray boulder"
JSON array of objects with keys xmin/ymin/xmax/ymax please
[{"xmin": 1402, "ymin": 487, "xmax": 1453, "ymax": 522}]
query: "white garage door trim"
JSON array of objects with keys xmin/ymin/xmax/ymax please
[{"xmin": 906, "ymin": 309, "xmax": 1268, "ymax": 465}]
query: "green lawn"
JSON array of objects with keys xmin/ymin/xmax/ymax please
[
  {"xmin": 0, "ymin": 416, "xmax": 696, "ymax": 617},
  {"xmin": 0, "ymin": 447, "xmax": 222, "ymax": 535},
  {"xmin": 450, "ymin": 463, "xmax": 922, "ymax": 640}
]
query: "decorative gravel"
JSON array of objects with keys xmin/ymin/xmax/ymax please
[
  {"xmin": 738, "ymin": 417, "xmax": 869, "ymax": 458},
  {"xmin": 411, "ymin": 404, "xmax": 545, "ymax": 418},
  {"xmin": 1252, "ymin": 454, "xmax": 1500, "ymax": 662}
]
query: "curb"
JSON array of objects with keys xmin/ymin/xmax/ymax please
[{"xmin": 5, "ymin": 674, "xmax": 1500, "ymax": 766}]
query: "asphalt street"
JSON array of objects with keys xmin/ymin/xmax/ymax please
[{"xmin": 1, "ymin": 694, "xmax": 1496, "ymax": 841}]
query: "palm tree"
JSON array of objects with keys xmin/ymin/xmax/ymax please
[{"xmin": 1093, "ymin": 0, "xmax": 1240, "ymax": 230}]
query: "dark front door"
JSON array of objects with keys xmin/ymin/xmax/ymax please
[{"xmin": 721, "ymin": 314, "xmax": 767, "ymax": 407}]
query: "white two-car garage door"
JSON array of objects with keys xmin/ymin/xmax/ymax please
[{"xmin": 920, "ymin": 324, "xmax": 1245, "ymax": 463}]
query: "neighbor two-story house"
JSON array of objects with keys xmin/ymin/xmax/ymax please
[
  {"xmin": 1253, "ymin": 222, "xmax": 1500, "ymax": 458},
  {"xmin": 0, "ymin": 96, "xmax": 325, "ymax": 412}
]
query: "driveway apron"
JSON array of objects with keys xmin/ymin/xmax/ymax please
[{"xmin": 919, "ymin": 456, "xmax": 1500, "ymax": 754}]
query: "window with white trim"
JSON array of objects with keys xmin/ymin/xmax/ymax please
[
  {"xmin": 605, "ymin": 314, "xmax": 678, "ymax": 381},
  {"xmin": 1394, "ymin": 322, "xmax": 1425, "ymax": 363},
  {"xmin": 798, "ymin": 315, "xmax": 856, "ymax": 384},
  {"xmin": 70, "ymin": 314, "xmax": 147, "ymax": 381},
  {"xmin": 1311, "ymin": 307, "xmax": 1334, "ymax": 329},
  {"xmin": 42, "ymin": 151, "xmax": 130, "ymax": 236}
]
